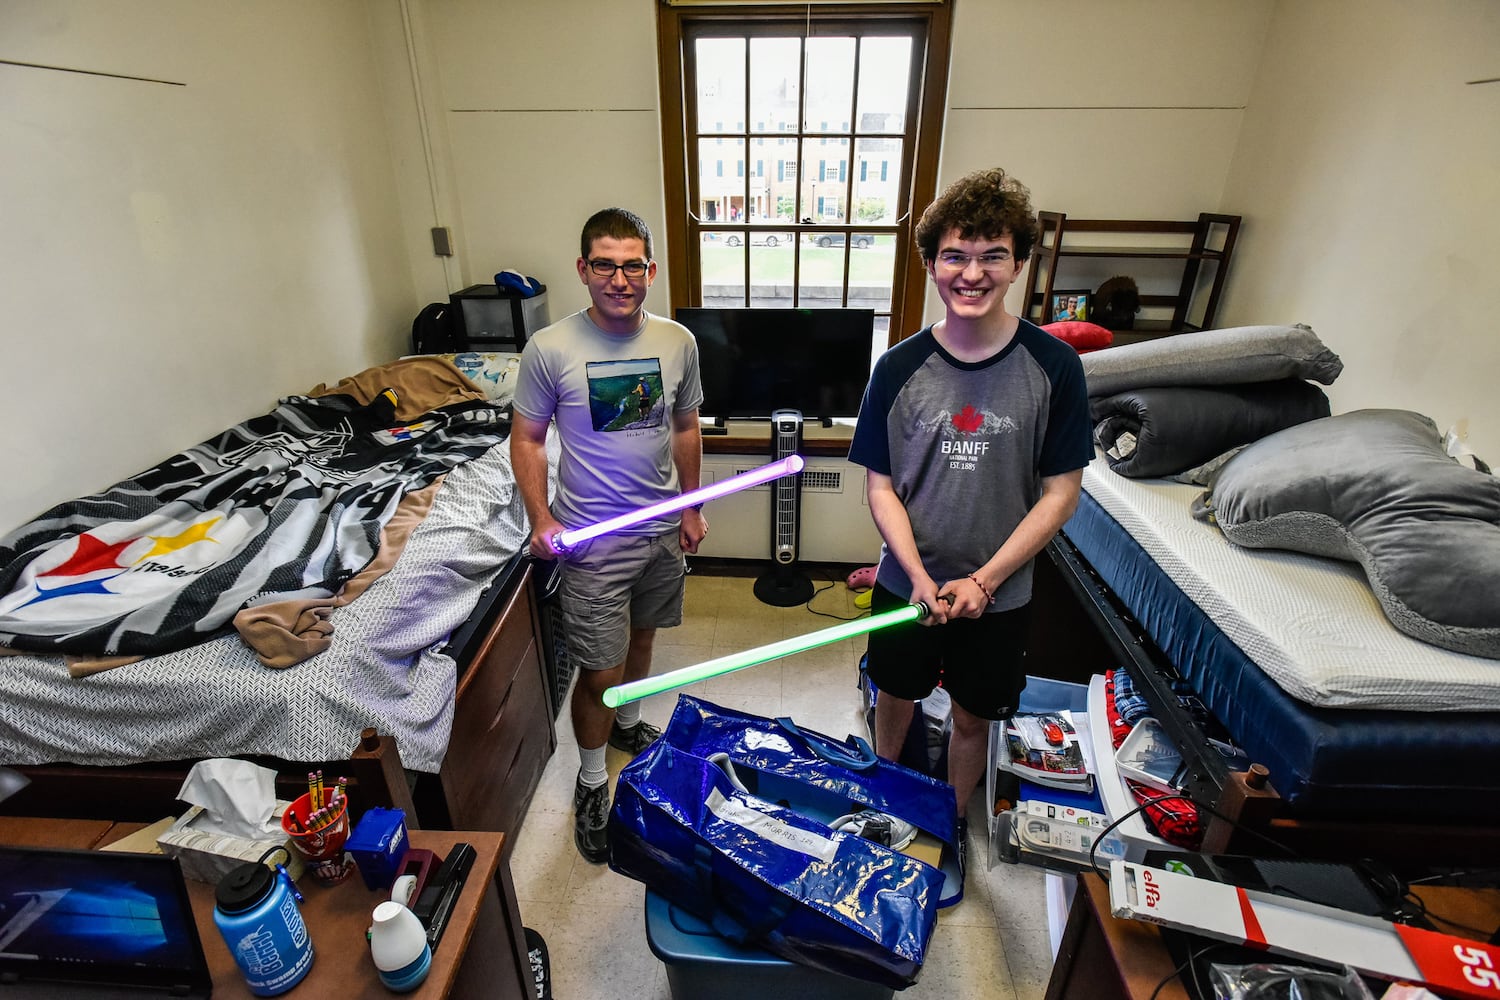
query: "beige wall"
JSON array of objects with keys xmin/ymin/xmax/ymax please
[
  {"xmin": 1219, "ymin": 0, "xmax": 1500, "ymax": 462},
  {"xmin": 0, "ymin": 0, "xmax": 422, "ymax": 528}
]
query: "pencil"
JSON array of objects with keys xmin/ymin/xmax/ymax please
[{"xmin": 315, "ymin": 769, "xmax": 326, "ymax": 809}]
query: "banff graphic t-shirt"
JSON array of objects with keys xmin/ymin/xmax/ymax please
[
  {"xmin": 513, "ymin": 310, "xmax": 704, "ymax": 536},
  {"xmin": 848, "ymin": 322, "xmax": 1092, "ymax": 610}
]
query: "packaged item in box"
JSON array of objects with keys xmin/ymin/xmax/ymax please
[{"xmin": 1115, "ymin": 718, "xmax": 1186, "ymax": 793}]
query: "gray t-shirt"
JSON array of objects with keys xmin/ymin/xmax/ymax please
[
  {"xmin": 513, "ymin": 309, "xmax": 704, "ymax": 536},
  {"xmin": 848, "ymin": 322, "xmax": 1092, "ymax": 610}
]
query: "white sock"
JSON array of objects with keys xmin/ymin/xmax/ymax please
[
  {"xmin": 578, "ymin": 744, "xmax": 608, "ymax": 788},
  {"xmin": 614, "ymin": 702, "xmax": 642, "ymax": 730}
]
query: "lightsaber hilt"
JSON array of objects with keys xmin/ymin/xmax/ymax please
[
  {"xmin": 602, "ymin": 600, "xmax": 932, "ymax": 709},
  {"xmin": 551, "ymin": 454, "xmax": 805, "ymax": 554}
]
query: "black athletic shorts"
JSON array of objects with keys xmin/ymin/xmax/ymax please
[{"xmin": 863, "ymin": 583, "xmax": 1029, "ymax": 720}]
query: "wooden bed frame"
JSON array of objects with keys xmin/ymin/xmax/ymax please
[
  {"xmin": 0, "ymin": 558, "xmax": 557, "ymax": 842},
  {"xmin": 1028, "ymin": 536, "xmax": 1499, "ymax": 871}
]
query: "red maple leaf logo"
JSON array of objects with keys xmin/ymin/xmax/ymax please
[{"xmin": 951, "ymin": 405, "xmax": 983, "ymax": 433}]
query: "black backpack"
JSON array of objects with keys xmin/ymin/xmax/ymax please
[{"xmin": 410, "ymin": 301, "xmax": 461, "ymax": 354}]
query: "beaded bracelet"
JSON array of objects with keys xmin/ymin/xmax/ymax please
[{"xmin": 967, "ymin": 573, "xmax": 995, "ymax": 605}]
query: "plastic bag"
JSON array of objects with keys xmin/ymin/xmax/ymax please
[{"xmin": 1210, "ymin": 963, "xmax": 1375, "ymax": 1000}]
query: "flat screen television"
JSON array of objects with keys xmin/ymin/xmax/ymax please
[{"xmin": 676, "ymin": 307, "xmax": 874, "ymax": 423}]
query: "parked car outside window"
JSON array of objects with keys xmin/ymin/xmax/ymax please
[{"xmin": 808, "ymin": 233, "xmax": 873, "ymax": 249}]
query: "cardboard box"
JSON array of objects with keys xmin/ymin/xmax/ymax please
[
  {"xmin": 1108, "ymin": 860, "xmax": 1500, "ymax": 1000},
  {"xmin": 158, "ymin": 801, "xmax": 304, "ymax": 884}
]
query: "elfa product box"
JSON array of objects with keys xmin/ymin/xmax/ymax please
[{"xmin": 345, "ymin": 807, "xmax": 409, "ymax": 890}]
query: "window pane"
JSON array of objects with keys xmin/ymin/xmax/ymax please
[
  {"xmin": 749, "ymin": 37, "xmax": 799, "ymax": 134},
  {"xmin": 697, "ymin": 137, "xmax": 746, "ymax": 222},
  {"xmin": 855, "ymin": 37, "xmax": 911, "ymax": 133},
  {"xmin": 695, "ymin": 39, "xmax": 744, "ymax": 133},
  {"xmin": 801, "ymin": 139, "xmax": 849, "ymax": 222},
  {"xmin": 800, "ymin": 235, "xmax": 896, "ymax": 311},
  {"xmin": 748, "ymin": 244, "xmax": 790, "ymax": 308},
  {"xmin": 852, "ymin": 138, "xmax": 901, "ymax": 225},
  {"xmin": 751, "ymin": 137, "xmax": 794, "ymax": 222},
  {"xmin": 700, "ymin": 234, "xmax": 745, "ymax": 306},
  {"xmin": 802, "ymin": 36, "xmax": 855, "ymax": 133}
]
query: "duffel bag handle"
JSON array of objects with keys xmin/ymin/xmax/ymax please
[{"xmin": 775, "ymin": 717, "xmax": 878, "ymax": 771}]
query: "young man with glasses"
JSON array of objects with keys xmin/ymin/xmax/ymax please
[
  {"xmin": 511, "ymin": 207, "xmax": 707, "ymax": 863},
  {"xmin": 848, "ymin": 168, "xmax": 1093, "ymax": 889}
]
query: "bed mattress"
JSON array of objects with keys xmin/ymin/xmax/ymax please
[
  {"xmin": 0, "ymin": 441, "xmax": 531, "ymax": 774},
  {"xmin": 1068, "ymin": 456, "xmax": 1500, "ymax": 817}
]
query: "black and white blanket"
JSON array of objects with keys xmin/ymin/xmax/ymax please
[{"xmin": 0, "ymin": 392, "xmax": 508, "ymax": 658}]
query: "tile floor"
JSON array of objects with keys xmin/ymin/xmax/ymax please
[{"xmin": 505, "ymin": 565, "xmax": 1058, "ymax": 1000}]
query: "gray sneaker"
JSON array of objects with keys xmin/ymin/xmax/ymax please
[
  {"xmin": 607, "ymin": 719, "xmax": 662, "ymax": 755},
  {"xmin": 573, "ymin": 772, "xmax": 610, "ymax": 864}
]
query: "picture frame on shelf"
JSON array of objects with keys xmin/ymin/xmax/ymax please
[{"xmin": 1049, "ymin": 289, "xmax": 1090, "ymax": 323}]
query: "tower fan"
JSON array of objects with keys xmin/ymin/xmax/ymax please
[{"xmin": 754, "ymin": 409, "xmax": 816, "ymax": 606}]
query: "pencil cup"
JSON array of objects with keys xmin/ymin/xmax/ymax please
[{"xmin": 280, "ymin": 792, "xmax": 354, "ymax": 884}]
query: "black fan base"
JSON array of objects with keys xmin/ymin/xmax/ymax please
[{"xmin": 753, "ymin": 565, "xmax": 815, "ymax": 607}]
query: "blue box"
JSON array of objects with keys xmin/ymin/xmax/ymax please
[
  {"xmin": 344, "ymin": 807, "xmax": 408, "ymax": 890},
  {"xmin": 644, "ymin": 891, "xmax": 895, "ymax": 1000}
]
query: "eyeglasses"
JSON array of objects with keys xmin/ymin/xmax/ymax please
[
  {"xmin": 934, "ymin": 251, "xmax": 1014, "ymax": 271},
  {"xmin": 587, "ymin": 259, "xmax": 651, "ymax": 278}
]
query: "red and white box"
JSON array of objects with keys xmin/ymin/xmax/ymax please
[{"xmin": 1108, "ymin": 860, "xmax": 1500, "ymax": 1000}]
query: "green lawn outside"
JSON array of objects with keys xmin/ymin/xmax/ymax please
[{"xmin": 700, "ymin": 237, "xmax": 897, "ymax": 287}]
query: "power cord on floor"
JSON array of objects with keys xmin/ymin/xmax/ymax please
[{"xmin": 803, "ymin": 566, "xmax": 870, "ymax": 622}]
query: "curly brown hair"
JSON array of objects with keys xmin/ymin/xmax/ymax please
[
  {"xmin": 580, "ymin": 207, "xmax": 653, "ymax": 261},
  {"xmin": 914, "ymin": 167, "xmax": 1037, "ymax": 264}
]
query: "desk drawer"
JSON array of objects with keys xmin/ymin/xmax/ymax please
[{"xmin": 441, "ymin": 570, "xmax": 556, "ymax": 834}]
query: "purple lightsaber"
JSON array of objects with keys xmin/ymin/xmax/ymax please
[{"xmin": 551, "ymin": 454, "xmax": 805, "ymax": 553}]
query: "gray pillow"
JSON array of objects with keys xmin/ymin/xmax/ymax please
[
  {"xmin": 1092, "ymin": 379, "xmax": 1330, "ymax": 478},
  {"xmin": 1198, "ymin": 409, "xmax": 1500, "ymax": 659},
  {"xmin": 1084, "ymin": 324, "xmax": 1343, "ymax": 398}
]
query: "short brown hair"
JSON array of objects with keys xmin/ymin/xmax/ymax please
[
  {"xmin": 914, "ymin": 168, "xmax": 1037, "ymax": 264},
  {"xmin": 580, "ymin": 207, "xmax": 653, "ymax": 261}
]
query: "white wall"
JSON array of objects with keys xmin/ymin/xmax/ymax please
[
  {"xmin": 7, "ymin": 0, "xmax": 1494, "ymax": 531},
  {"xmin": 0, "ymin": 1, "xmax": 422, "ymax": 529},
  {"xmin": 931, "ymin": 0, "xmax": 1275, "ymax": 324},
  {"xmin": 422, "ymin": 0, "xmax": 670, "ymax": 318},
  {"xmin": 1218, "ymin": 0, "xmax": 1500, "ymax": 462}
]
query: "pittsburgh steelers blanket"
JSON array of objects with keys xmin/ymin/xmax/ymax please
[{"xmin": 0, "ymin": 392, "xmax": 507, "ymax": 658}]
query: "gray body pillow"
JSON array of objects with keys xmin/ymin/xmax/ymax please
[
  {"xmin": 1092, "ymin": 379, "xmax": 1330, "ymax": 479},
  {"xmin": 1084, "ymin": 324, "xmax": 1343, "ymax": 398},
  {"xmin": 1198, "ymin": 409, "xmax": 1500, "ymax": 659}
]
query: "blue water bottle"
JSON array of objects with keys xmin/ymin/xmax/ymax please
[{"xmin": 213, "ymin": 848, "xmax": 315, "ymax": 996}]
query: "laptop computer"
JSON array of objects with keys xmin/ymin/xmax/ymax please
[{"xmin": 0, "ymin": 844, "xmax": 213, "ymax": 997}]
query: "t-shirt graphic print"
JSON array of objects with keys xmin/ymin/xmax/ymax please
[
  {"xmin": 587, "ymin": 358, "xmax": 665, "ymax": 432},
  {"xmin": 925, "ymin": 403, "xmax": 1021, "ymax": 473}
]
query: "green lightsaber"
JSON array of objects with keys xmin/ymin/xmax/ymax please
[{"xmin": 601, "ymin": 601, "xmax": 933, "ymax": 708}]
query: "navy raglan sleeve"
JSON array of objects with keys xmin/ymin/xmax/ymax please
[
  {"xmin": 848, "ymin": 359, "xmax": 894, "ymax": 475},
  {"xmin": 1038, "ymin": 345, "xmax": 1095, "ymax": 477}
]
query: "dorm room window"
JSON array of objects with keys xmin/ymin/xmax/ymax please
[{"xmin": 656, "ymin": 3, "xmax": 953, "ymax": 359}]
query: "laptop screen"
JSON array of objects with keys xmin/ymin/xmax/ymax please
[{"xmin": 0, "ymin": 844, "xmax": 212, "ymax": 996}]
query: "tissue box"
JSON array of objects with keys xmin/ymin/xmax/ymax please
[
  {"xmin": 158, "ymin": 800, "xmax": 305, "ymax": 884},
  {"xmin": 345, "ymin": 807, "xmax": 409, "ymax": 890}
]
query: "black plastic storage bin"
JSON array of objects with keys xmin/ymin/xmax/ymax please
[
  {"xmin": 644, "ymin": 891, "xmax": 895, "ymax": 1000},
  {"xmin": 448, "ymin": 283, "xmax": 550, "ymax": 352}
]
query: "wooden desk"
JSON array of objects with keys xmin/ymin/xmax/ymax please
[
  {"xmin": 0, "ymin": 821, "xmax": 530, "ymax": 1000},
  {"xmin": 701, "ymin": 418, "xmax": 855, "ymax": 456},
  {"xmin": 1046, "ymin": 873, "xmax": 1500, "ymax": 1000}
]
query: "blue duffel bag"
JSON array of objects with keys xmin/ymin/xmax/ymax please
[{"xmin": 607, "ymin": 695, "xmax": 958, "ymax": 990}]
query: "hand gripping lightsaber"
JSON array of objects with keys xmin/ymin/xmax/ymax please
[
  {"xmin": 551, "ymin": 454, "xmax": 805, "ymax": 553},
  {"xmin": 602, "ymin": 600, "xmax": 935, "ymax": 708}
]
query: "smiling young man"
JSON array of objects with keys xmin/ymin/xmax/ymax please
[
  {"xmin": 511, "ymin": 207, "xmax": 706, "ymax": 863},
  {"xmin": 848, "ymin": 168, "xmax": 1093, "ymax": 884}
]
